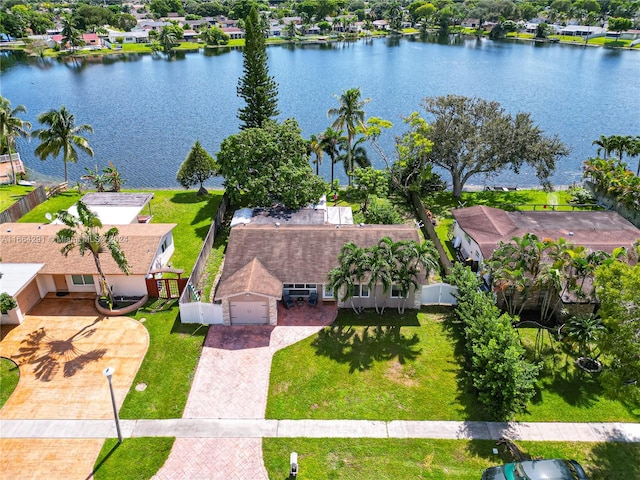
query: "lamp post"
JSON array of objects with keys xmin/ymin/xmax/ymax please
[{"xmin": 103, "ymin": 367, "xmax": 123, "ymax": 443}]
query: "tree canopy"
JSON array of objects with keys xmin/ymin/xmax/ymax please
[
  {"xmin": 237, "ymin": 7, "xmax": 279, "ymax": 129},
  {"xmin": 176, "ymin": 141, "xmax": 217, "ymax": 194},
  {"xmin": 420, "ymin": 95, "xmax": 569, "ymax": 197},
  {"xmin": 216, "ymin": 119, "xmax": 325, "ymax": 209}
]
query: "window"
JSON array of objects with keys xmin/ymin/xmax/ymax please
[
  {"xmin": 323, "ymin": 285, "xmax": 334, "ymax": 299},
  {"xmin": 294, "ymin": 284, "xmax": 305, "ymax": 289},
  {"xmin": 71, "ymin": 274, "xmax": 94, "ymax": 286},
  {"xmin": 391, "ymin": 285, "xmax": 403, "ymax": 298},
  {"xmin": 283, "ymin": 284, "xmax": 294, "ymax": 289},
  {"xmin": 353, "ymin": 284, "xmax": 370, "ymax": 298}
]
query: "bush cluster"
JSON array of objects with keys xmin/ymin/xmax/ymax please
[{"xmin": 447, "ymin": 263, "xmax": 541, "ymax": 420}]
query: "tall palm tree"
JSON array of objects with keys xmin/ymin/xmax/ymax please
[
  {"xmin": 628, "ymin": 135, "xmax": 640, "ymax": 176},
  {"xmin": 367, "ymin": 242, "xmax": 393, "ymax": 314},
  {"xmin": 55, "ymin": 200, "xmax": 130, "ymax": 307},
  {"xmin": 34, "ymin": 105, "xmax": 94, "ymax": 183},
  {"xmin": 158, "ymin": 27, "xmax": 177, "ymax": 54},
  {"xmin": 61, "ymin": 18, "xmax": 83, "ymax": 51},
  {"xmin": 319, "ymin": 127, "xmax": 343, "ymax": 185},
  {"xmin": 592, "ymin": 135, "xmax": 613, "ymax": 158},
  {"xmin": 0, "ymin": 96, "xmax": 31, "ymax": 185},
  {"xmin": 328, "ymin": 87, "xmax": 370, "ymax": 185},
  {"xmin": 308, "ymin": 134, "xmax": 323, "ymax": 175}
]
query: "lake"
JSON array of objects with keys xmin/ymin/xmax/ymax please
[{"xmin": 2, "ymin": 34, "xmax": 639, "ymax": 189}]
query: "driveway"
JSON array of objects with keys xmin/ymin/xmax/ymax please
[
  {"xmin": 153, "ymin": 304, "xmax": 336, "ymax": 479},
  {"xmin": 0, "ymin": 297, "xmax": 149, "ymax": 479}
]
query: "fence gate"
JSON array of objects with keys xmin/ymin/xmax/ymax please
[{"xmin": 146, "ymin": 277, "xmax": 187, "ymax": 299}]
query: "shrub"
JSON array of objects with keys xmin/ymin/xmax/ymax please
[
  {"xmin": 567, "ymin": 185, "xmax": 595, "ymax": 205},
  {"xmin": 0, "ymin": 293, "xmax": 17, "ymax": 314},
  {"xmin": 364, "ymin": 201, "xmax": 402, "ymax": 224}
]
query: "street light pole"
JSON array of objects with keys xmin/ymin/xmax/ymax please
[{"xmin": 103, "ymin": 367, "xmax": 123, "ymax": 443}]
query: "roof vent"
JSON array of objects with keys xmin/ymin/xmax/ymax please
[
  {"xmin": 569, "ymin": 231, "xmax": 574, "ymax": 236},
  {"xmin": 275, "ymin": 222, "xmax": 280, "ymax": 227},
  {"xmin": 336, "ymin": 225, "xmax": 340, "ymax": 229},
  {"xmin": 6, "ymin": 228, "xmax": 11, "ymax": 232},
  {"xmin": 359, "ymin": 223, "xmax": 364, "ymax": 227}
]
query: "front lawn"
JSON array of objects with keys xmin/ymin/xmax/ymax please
[
  {"xmin": 0, "ymin": 358, "xmax": 20, "ymax": 408},
  {"xmin": 267, "ymin": 309, "xmax": 638, "ymax": 422},
  {"xmin": 92, "ymin": 438, "xmax": 174, "ymax": 480},
  {"xmin": 0, "ymin": 184, "xmax": 33, "ymax": 212},
  {"xmin": 263, "ymin": 438, "xmax": 640, "ymax": 480}
]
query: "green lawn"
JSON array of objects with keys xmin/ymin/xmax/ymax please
[
  {"xmin": 263, "ymin": 438, "xmax": 640, "ymax": 480},
  {"xmin": 0, "ymin": 184, "xmax": 33, "ymax": 211},
  {"xmin": 18, "ymin": 190, "xmax": 80, "ymax": 222},
  {"xmin": 0, "ymin": 358, "xmax": 19, "ymax": 408},
  {"xmin": 267, "ymin": 309, "xmax": 638, "ymax": 423},
  {"xmin": 92, "ymin": 438, "xmax": 174, "ymax": 480}
]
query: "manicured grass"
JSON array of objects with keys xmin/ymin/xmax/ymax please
[
  {"xmin": 0, "ymin": 358, "xmax": 19, "ymax": 408},
  {"xmin": 267, "ymin": 309, "xmax": 638, "ymax": 422},
  {"xmin": 263, "ymin": 438, "xmax": 640, "ymax": 480},
  {"xmin": 0, "ymin": 184, "xmax": 34, "ymax": 211},
  {"xmin": 118, "ymin": 302, "xmax": 207, "ymax": 419},
  {"xmin": 18, "ymin": 191, "xmax": 80, "ymax": 223},
  {"xmin": 267, "ymin": 309, "xmax": 480, "ymax": 421},
  {"xmin": 92, "ymin": 437, "xmax": 174, "ymax": 480}
]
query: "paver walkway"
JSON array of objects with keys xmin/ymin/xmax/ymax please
[{"xmin": 153, "ymin": 304, "xmax": 337, "ymax": 479}]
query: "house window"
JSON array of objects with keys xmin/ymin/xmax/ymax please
[
  {"xmin": 391, "ymin": 285, "xmax": 403, "ymax": 298},
  {"xmin": 353, "ymin": 284, "xmax": 370, "ymax": 298},
  {"xmin": 160, "ymin": 236, "xmax": 171, "ymax": 253},
  {"xmin": 283, "ymin": 284, "xmax": 294, "ymax": 289},
  {"xmin": 323, "ymin": 285, "xmax": 334, "ymax": 299},
  {"xmin": 294, "ymin": 284, "xmax": 305, "ymax": 289},
  {"xmin": 71, "ymin": 275, "xmax": 94, "ymax": 286}
]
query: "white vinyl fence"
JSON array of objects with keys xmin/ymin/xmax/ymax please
[
  {"xmin": 179, "ymin": 301, "xmax": 224, "ymax": 325},
  {"xmin": 421, "ymin": 283, "xmax": 458, "ymax": 306}
]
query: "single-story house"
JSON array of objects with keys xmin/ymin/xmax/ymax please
[
  {"xmin": 222, "ymin": 27, "xmax": 244, "ymax": 39},
  {"xmin": 55, "ymin": 192, "xmax": 155, "ymax": 225},
  {"xmin": 107, "ymin": 29, "xmax": 149, "ymax": 44},
  {"xmin": 48, "ymin": 33, "xmax": 102, "ymax": 49},
  {"xmin": 0, "ymin": 222, "xmax": 176, "ymax": 324},
  {"xmin": 558, "ymin": 25, "xmax": 606, "ymax": 36},
  {"xmin": 214, "ymin": 222, "xmax": 423, "ymax": 325},
  {"xmin": 462, "ymin": 19, "xmax": 481, "ymax": 29}
]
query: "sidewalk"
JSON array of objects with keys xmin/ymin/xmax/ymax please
[{"xmin": 2, "ymin": 418, "xmax": 640, "ymax": 443}]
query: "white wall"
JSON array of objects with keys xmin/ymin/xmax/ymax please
[
  {"xmin": 153, "ymin": 232, "xmax": 175, "ymax": 268},
  {"xmin": 37, "ymin": 275, "xmax": 55, "ymax": 295},
  {"xmin": 452, "ymin": 223, "xmax": 484, "ymax": 263},
  {"xmin": 106, "ymin": 274, "xmax": 147, "ymax": 296}
]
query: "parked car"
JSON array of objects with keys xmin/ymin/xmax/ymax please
[{"xmin": 482, "ymin": 459, "xmax": 589, "ymax": 480}]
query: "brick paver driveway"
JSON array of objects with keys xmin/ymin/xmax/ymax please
[
  {"xmin": 0, "ymin": 297, "xmax": 149, "ymax": 479},
  {"xmin": 154, "ymin": 304, "xmax": 336, "ymax": 480}
]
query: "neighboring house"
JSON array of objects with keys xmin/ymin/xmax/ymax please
[
  {"xmin": 558, "ymin": 25, "xmax": 606, "ymax": 36},
  {"xmin": 0, "ymin": 222, "xmax": 177, "ymax": 324},
  {"xmin": 372, "ymin": 20, "xmax": 389, "ymax": 31},
  {"xmin": 214, "ymin": 213, "xmax": 423, "ymax": 325},
  {"xmin": 462, "ymin": 19, "xmax": 481, "ymax": 29},
  {"xmin": 451, "ymin": 206, "xmax": 640, "ymax": 268},
  {"xmin": 107, "ymin": 29, "xmax": 149, "ymax": 44},
  {"xmin": 55, "ymin": 192, "xmax": 155, "ymax": 225},
  {"xmin": 139, "ymin": 20, "xmax": 172, "ymax": 31},
  {"xmin": 222, "ymin": 27, "xmax": 244, "ymax": 39},
  {"xmin": 0, "ymin": 153, "xmax": 25, "ymax": 184},
  {"xmin": 183, "ymin": 29, "xmax": 198, "ymax": 41},
  {"xmin": 48, "ymin": 33, "xmax": 102, "ymax": 49}
]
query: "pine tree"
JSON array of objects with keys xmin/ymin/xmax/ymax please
[
  {"xmin": 237, "ymin": 7, "xmax": 279, "ymax": 129},
  {"xmin": 176, "ymin": 141, "xmax": 217, "ymax": 195}
]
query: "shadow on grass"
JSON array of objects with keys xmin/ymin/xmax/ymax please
[
  {"xmin": 334, "ymin": 309, "xmax": 421, "ymax": 327},
  {"xmin": 589, "ymin": 439, "xmax": 640, "ymax": 480},
  {"xmin": 424, "ymin": 190, "xmax": 544, "ymax": 217},
  {"xmin": 86, "ymin": 441, "xmax": 120, "ymax": 480},
  {"xmin": 312, "ymin": 324, "xmax": 421, "ymax": 373}
]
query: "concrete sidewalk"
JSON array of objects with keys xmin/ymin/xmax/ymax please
[{"xmin": 3, "ymin": 418, "xmax": 639, "ymax": 443}]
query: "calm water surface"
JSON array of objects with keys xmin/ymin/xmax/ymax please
[{"xmin": 2, "ymin": 35, "xmax": 639, "ymax": 188}]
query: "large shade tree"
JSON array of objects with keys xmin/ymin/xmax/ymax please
[
  {"xmin": 34, "ymin": 105, "xmax": 94, "ymax": 183},
  {"xmin": 328, "ymin": 87, "xmax": 370, "ymax": 185},
  {"xmin": 237, "ymin": 7, "xmax": 279, "ymax": 129},
  {"xmin": 0, "ymin": 96, "xmax": 31, "ymax": 185},
  {"xmin": 55, "ymin": 200, "xmax": 130, "ymax": 307},
  {"xmin": 216, "ymin": 119, "xmax": 325, "ymax": 209},
  {"xmin": 419, "ymin": 95, "xmax": 569, "ymax": 197}
]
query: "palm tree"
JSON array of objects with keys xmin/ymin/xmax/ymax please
[
  {"xmin": 61, "ymin": 18, "xmax": 84, "ymax": 51},
  {"xmin": 0, "ymin": 96, "xmax": 31, "ymax": 185},
  {"xmin": 55, "ymin": 200, "xmax": 130, "ymax": 307},
  {"xmin": 367, "ymin": 243, "xmax": 393, "ymax": 314},
  {"xmin": 328, "ymin": 87, "xmax": 370, "ymax": 185},
  {"xmin": 81, "ymin": 164, "xmax": 108, "ymax": 192},
  {"xmin": 308, "ymin": 134, "xmax": 323, "ymax": 175},
  {"xmin": 627, "ymin": 136, "xmax": 640, "ymax": 176},
  {"xmin": 592, "ymin": 135, "xmax": 615, "ymax": 158},
  {"xmin": 319, "ymin": 127, "xmax": 343, "ymax": 185},
  {"xmin": 34, "ymin": 106, "xmax": 94, "ymax": 183},
  {"xmin": 158, "ymin": 27, "xmax": 177, "ymax": 54}
]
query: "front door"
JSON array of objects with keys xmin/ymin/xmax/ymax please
[{"xmin": 53, "ymin": 275, "xmax": 68, "ymax": 292}]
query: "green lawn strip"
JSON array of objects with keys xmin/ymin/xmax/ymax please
[
  {"xmin": 18, "ymin": 191, "xmax": 80, "ymax": 222},
  {"xmin": 267, "ymin": 309, "xmax": 481, "ymax": 421},
  {"xmin": 119, "ymin": 304, "xmax": 207, "ymax": 419},
  {"xmin": 266, "ymin": 309, "xmax": 637, "ymax": 422},
  {"xmin": 92, "ymin": 437, "xmax": 174, "ymax": 480},
  {"xmin": 263, "ymin": 438, "xmax": 640, "ymax": 480},
  {"xmin": 0, "ymin": 184, "xmax": 32, "ymax": 211},
  {"xmin": 0, "ymin": 358, "xmax": 19, "ymax": 408},
  {"xmin": 196, "ymin": 224, "xmax": 229, "ymax": 302}
]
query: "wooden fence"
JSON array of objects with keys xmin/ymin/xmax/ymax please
[
  {"xmin": 0, "ymin": 185, "xmax": 48, "ymax": 224},
  {"xmin": 178, "ymin": 192, "xmax": 230, "ymax": 324}
]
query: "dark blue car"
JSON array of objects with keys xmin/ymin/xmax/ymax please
[{"xmin": 482, "ymin": 459, "xmax": 589, "ymax": 480}]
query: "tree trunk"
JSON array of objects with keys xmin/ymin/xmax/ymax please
[
  {"xmin": 452, "ymin": 173, "xmax": 463, "ymax": 198},
  {"xmin": 8, "ymin": 145, "xmax": 17, "ymax": 185},
  {"xmin": 93, "ymin": 253, "xmax": 115, "ymax": 307}
]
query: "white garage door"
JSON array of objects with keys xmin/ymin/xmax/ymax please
[{"xmin": 230, "ymin": 301, "xmax": 269, "ymax": 324}]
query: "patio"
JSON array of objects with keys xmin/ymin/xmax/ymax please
[{"xmin": 277, "ymin": 301, "xmax": 337, "ymax": 326}]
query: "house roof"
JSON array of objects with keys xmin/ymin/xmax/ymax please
[
  {"xmin": 0, "ymin": 223, "xmax": 176, "ymax": 275},
  {"xmin": 452, "ymin": 206, "xmax": 640, "ymax": 258},
  {"xmin": 0, "ymin": 263, "xmax": 44, "ymax": 296},
  {"xmin": 215, "ymin": 224, "xmax": 421, "ymax": 300},
  {"xmin": 81, "ymin": 192, "xmax": 153, "ymax": 207},
  {"xmin": 215, "ymin": 258, "xmax": 282, "ymax": 299}
]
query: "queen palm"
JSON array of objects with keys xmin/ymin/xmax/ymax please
[
  {"xmin": 61, "ymin": 18, "xmax": 83, "ymax": 51},
  {"xmin": 158, "ymin": 27, "xmax": 177, "ymax": 54},
  {"xmin": 592, "ymin": 135, "xmax": 614, "ymax": 158},
  {"xmin": 328, "ymin": 87, "xmax": 370, "ymax": 185},
  {"xmin": 308, "ymin": 134, "xmax": 323, "ymax": 175},
  {"xmin": 34, "ymin": 105, "xmax": 94, "ymax": 183},
  {"xmin": 319, "ymin": 127, "xmax": 343, "ymax": 184},
  {"xmin": 55, "ymin": 200, "xmax": 130, "ymax": 308},
  {"xmin": 0, "ymin": 96, "xmax": 31, "ymax": 185}
]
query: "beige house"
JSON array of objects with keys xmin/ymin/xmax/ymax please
[
  {"xmin": 0, "ymin": 222, "xmax": 176, "ymax": 324},
  {"xmin": 214, "ymin": 223, "xmax": 423, "ymax": 325}
]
